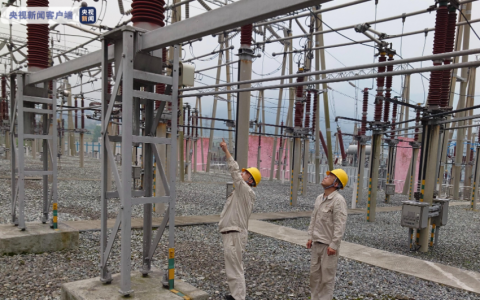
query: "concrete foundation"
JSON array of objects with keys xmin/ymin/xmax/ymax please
[
  {"xmin": 61, "ymin": 268, "xmax": 208, "ymax": 300},
  {"xmin": 0, "ymin": 222, "xmax": 79, "ymax": 255}
]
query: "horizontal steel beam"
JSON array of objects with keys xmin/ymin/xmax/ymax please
[
  {"xmin": 139, "ymin": 0, "xmax": 330, "ymax": 52},
  {"xmin": 181, "ymin": 60, "xmax": 480, "ymax": 97},
  {"xmin": 25, "ymin": 0, "xmax": 327, "ymax": 85},
  {"xmin": 26, "ymin": 45, "xmax": 115, "ymax": 85},
  {"xmin": 182, "ymin": 48, "xmax": 480, "ymax": 92}
]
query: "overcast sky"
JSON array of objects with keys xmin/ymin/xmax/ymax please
[{"xmin": 1, "ymin": 0, "xmax": 479, "ymax": 145}]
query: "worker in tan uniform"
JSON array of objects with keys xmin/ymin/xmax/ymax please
[
  {"xmin": 218, "ymin": 138, "xmax": 261, "ymax": 300},
  {"xmin": 307, "ymin": 169, "xmax": 348, "ymax": 300}
]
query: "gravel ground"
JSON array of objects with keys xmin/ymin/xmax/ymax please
[
  {"xmin": 1, "ymin": 155, "xmax": 414, "ymax": 223},
  {"xmin": 0, "ymin": 224, "xmax": 479, "ymax": 300},
  {"xmin": 1, "ymin": 155, "xmax": 479, "ymax": 299},
  {"xmin": 269, "ymin": 205, "xmax": 480, "ymax": 273}
]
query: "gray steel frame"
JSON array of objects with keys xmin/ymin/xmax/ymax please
[
  {"xmin": 10, "ymin": 74, "xmax": 58, "ymax": 230},
  {"xmin": 7, "ymin": 0, "xmax": 327, "ymax": 294},
  {"xmin": 98, "ymin": 27, "xmax": 179, "ymax": 295}
]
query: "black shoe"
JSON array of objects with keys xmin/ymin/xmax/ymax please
[{"xmin": 225, "ymin": 295, "xmax": 235, "ymax": 300}]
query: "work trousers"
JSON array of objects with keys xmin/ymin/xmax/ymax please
[
  {"xmin": 310, "ymin": 243, "xmax": 340, "ymax": 300},
  {"xmin": 222, "ymin": 232, "xmax": 247, "ymax": 300}
]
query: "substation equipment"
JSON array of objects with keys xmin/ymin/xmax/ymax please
[
  {"xmin": 1, "ymin": 2, "xmax": 480, "ymax": 298},
  {"xmin": 4, "ymin": 0, "xmax": 334, "ymax": 295}
]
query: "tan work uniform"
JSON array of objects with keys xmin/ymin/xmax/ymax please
[
  {"xmin": 307, "ymin": 190, "xmax": 348, "ymax": 300},
  {"xmin": 218, "ymin": 156, "xmax": 256, "ymax": 300}
]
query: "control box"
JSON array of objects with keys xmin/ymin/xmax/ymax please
[
  {"xmin": 401, "ymin": 201, "xmax": 429, "ymax": 229},
  {"xmin": 386, "ymin": 184, "xmax": 395, "ymax": 195},
  {"xmin": 132, "ymin": 166, "xmax": 142, "ymax": 179}
]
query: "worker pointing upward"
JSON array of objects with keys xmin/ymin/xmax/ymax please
[
  {"xmin": 307, "ymin": 169, "xmax": 348, "ymax": 300},
  {"xmin": 218, "ymin": 138, "xmax": 261, "ymax": 300}
]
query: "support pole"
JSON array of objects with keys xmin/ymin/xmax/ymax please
[
  {"xmin": 270, "ymin": 42, "xmax": 288, "ymax": 181},
  {"xmin": 317, "ymin": 13, "xmax": 333, "ymax": 170},
  {"xmin": 291, "ymin": 137, "xmax": 301, "ymax": 206},
  {"xmin": 235, "ymin": 25, "xmax": 253, "ymax": 168},
  {"xmin": 206, "ymin": 36, "xmax": 225, "ymax": 173},
  {"xmin": 453, "ymin": 3, "xmax": 471, "ymax": 200},
  {"xmin": 367, "ymin": 131, "xmax": 381, "ymax": 222},
  {"xmin": 419, "ymin": 125, "xmax": 441, "ymax": 252},
  {"xmin": 354, "ymin": 143, "xmax": 366, "ymax": 209},
  {"xmin": 472, "ymin": 145, "xmax": 480, "ymax": 210},
  {"xmin": 225, "ymin": 35, "xmax": 234, "ymax": 153}
]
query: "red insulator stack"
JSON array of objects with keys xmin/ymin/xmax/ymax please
[
  {"xmin": 374, "ymin": 53, "xmax": 386, "ymax": 122},
  {"xmin": 414, "ymin": 107, "xmax": 421, "ymax": 141},
  {"xmin": 391, "ymin": 102, "xmax": 397, "ymax": 139},
  {"xmin": 305, "ymin": 91, "xmax": 311, "ymax": 129},
  {"xmin": 440, "ymin": 8, "xmax": 457, "ymax": 107},
  {"xmin": 26, "ymin": 0, "xmax": 49, "ymax": 70},
  {"xmin": 131, "ymin": 0, "xmax": 165, "ymax": 27},
  {"xmin": 312, "ymin": 92, "xmax": 318, "ymax": 133},
  {"xmin": 319, "ymin": 130, "xmax": 328, "ymax": 158},
  {"xmin": 427, "ymin": 4, "xmax": 448, "ymax": 107},
  {"xmin": 240, "ymin": 24, "xmax": 253, "ymax": 46},
  {"xmin": 383, "ymin": 55, "xmax": 394, "ymax": 123},
  {"xmin": 107, "ymin": 63, "xmax": 113, "ymax": 95},
  {"xmin": 294, "ymin": 75, "xmax": 305, "ymax": 128},
  {"xmin": 27, "ymin": 1, "xmax": 49, "ymax": 68},
  {"xmin": 361, "ymin": 88, "xmax": 368, "ymax": 135}
]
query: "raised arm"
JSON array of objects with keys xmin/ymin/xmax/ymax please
[{"xmin": 220, "ymin": 138, "xmax": 243, "ymax": 186}]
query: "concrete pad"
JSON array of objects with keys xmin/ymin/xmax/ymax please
[
  {"xmin": 248, "ymin": 220, "xmax": 480, "ymax": 295},
  {"xmin": 61, "ymin": 268, "xmax": 208, "ymax": 300},
  {"xmin": 0, "ymin": 222, "xmax": 78, "ymax": 255}
]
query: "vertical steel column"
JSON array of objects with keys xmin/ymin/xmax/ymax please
[
  {"xmin": 9, "ymin": 74, "xmax": 16, "ymax": 225},
  {"xmin": 51, "ymin": 81, "xmax": 58, "ymax": 229},
  {"xmin": 168, "ymin": 45, "xmax": 180, "ymax": 290},
  {"xmin": 142, "ymin": 87, "xmax": 154, "ymax": 275},
  {"xmin": 119, "ymin": 29, "xmax": 134, "ymax": 295},
  {"xmin": 206, "ymin": 36, "xmax": 225, "ymax": 173},
  {"xmin": 270, "ymin": 41, "xmax": 288, "ymax": 181},
  {"xmin": 291, "ymin": 137, "xmax": 301, "ymax": 206},
  {"xmin": 462, "ymin": 68, "xmax": 476, "ymax": 198},
  {"xmin": 367, "ymin": 131, "xmax": 381, "ymax": 222},
  {"xmin": 225, "ymin": 35, "xmax": 234, "ymax": 153},
  {"xmin": 235, "ymin": 24, "xmax": 253, "ymax": 168},
  {"xmin": 354, "ymin": 143, "xmax": 366, "ymax": 209},
  {"xmin": 99, "ymin": 37, "xmax": 111, "ymax": 284},
  {"xmin": 472, "ymin": 144, "xmax": 480, "ymax": 210},
  {"xmin": 42, "ymin": 86, "xmax": 49, "ymax": 222},
  {"xmin": 453, "ymin": 2, "xmax": 472, "ymax": 200},
  {"xmin": 16, "ymin": 75, "xmax": 26, "ymax": 229},
  {"xmin": 419, "ymin": 125, "xmax": 441, "ymax": 252},
  {"xmin": 316, "ymin": 13, "xmax": 333, "ymax": 170}
]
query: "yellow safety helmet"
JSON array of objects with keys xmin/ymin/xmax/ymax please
[
  {"xmin": 326, "ymin": 169, "xmax": 348, "ymax": 189},
  {"xmin": 242, "ymin": 167, "xmax": 261, "ymax": 187}
]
